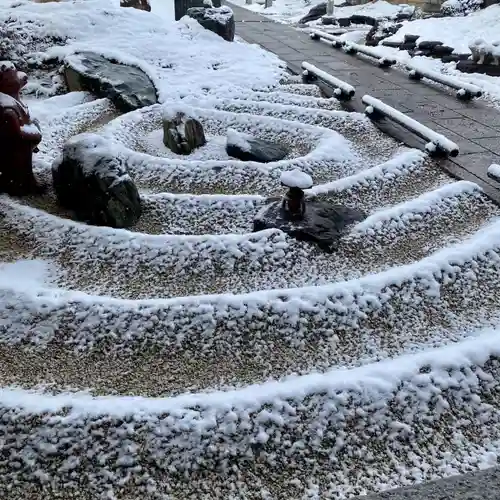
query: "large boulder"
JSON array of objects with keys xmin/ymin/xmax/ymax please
[
  {"xmin": 187, "ymin": 6, "xmax": 235, "ymax": 42},
  {"xmin": 52, "ymin": 133, "xmax": 142, "ymax": 228},
  {"xmin": 349, "ymin": 14, "xmax": 378, "ymax": 26},
  {"xmin": 299, "ymin": 2, "xmax": 326, "ymax": 24},
  {"xmin": 163, "ymin": 109, "xmax": 206, "ymax": 155},
  {"xmin": 63, "ymin": 52, "xmax": 157, "ymax": 112},
  {"xmin": 120, "ymin": 0, "xmax": 151, "ymax": 11},
  {"xmin": 226, "ymin": 129, "xmax": 288, "ymax": 163}
]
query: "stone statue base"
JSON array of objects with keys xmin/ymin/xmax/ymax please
[{"xmin": 254, "ymin": 198, "xmax": 365, "ymax": 253}]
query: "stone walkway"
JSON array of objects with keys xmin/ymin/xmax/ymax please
[{"xmin": 229, "ymin": 2, "xmax": 500, "ymax": 203}]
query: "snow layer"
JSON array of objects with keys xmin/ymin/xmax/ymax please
[
  {"xmin": 385, "ymin": 4, "xmax": 500, "ymax": 54},
  {"xmin": 232, "ymin": 0, "xmax": 413, "ymax": 25},
  {"xmin": 488, "ymin": 163, "xmax": 500, "ymax": 179},
  {"xmin": 0, "ymin": 0, "xmax": 284, "ymax": 101},
  {"xmin": 280, "ymin": 168, "xmax": 313, "ymax": 188}
]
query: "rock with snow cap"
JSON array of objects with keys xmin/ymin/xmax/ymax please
[
  {"xmin": 226, "ymin": 128, "xmax": 289, "ymax": 163},
  {"xmin": 187, "ymin": 6, "xmax": 235, "ymax": 42},
  {"xmin": 120, "ymin": 0, "xmax": 151, "ymax": 11},
  {"xmin": 52, "ymin": 133, "xmax": 142, "ymax": 228},
  {"xmin": 298, "ymin": 2, "xmax": 327, "ymax": 24},
  {"xmin": 256, "ymin": 168, "xmax": 365, "ymax": 252},
  {"xmin": 163, "ymin": 108, "xmax": 206, "ymax": 155},
  {"xmin": 63, "ymin": 51, "xmax": 157, "ymax": 112}
]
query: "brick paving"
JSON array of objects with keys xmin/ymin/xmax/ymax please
[{"xmin": 229, "ymin": 2, "xmax": 500, "ymax": 203}]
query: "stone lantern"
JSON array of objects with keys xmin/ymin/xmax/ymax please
[{"xmin": 280, "ymin": 169, "xmax": 313, "ymax": 220}]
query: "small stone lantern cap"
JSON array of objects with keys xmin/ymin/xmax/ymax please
[{"xmin": 280, "ymin": 169, "xmax": 313, "ymax": 190}]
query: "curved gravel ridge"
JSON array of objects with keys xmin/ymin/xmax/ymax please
[
  {"xmin": 2, "ymin": 329, "xmax": 500, "ymax": 499},
  {"xmin": 3, "ymin": 81, "xmax": 500, "ymax": 500}
]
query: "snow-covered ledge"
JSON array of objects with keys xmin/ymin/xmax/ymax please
[
  {"xmin": 310, "ymin": 29, "xmax": 344, "ymax": 48},
  {"xmin": 343, "ymin": 41, "xmax": 396, "ymax": 68},
  {"xmin": 362, "ymin": 95, "xmax": 459, "ymax": 157},
  {"xmin": 301, "ymin": 61, "xmax": 355, "ymax": 100},
  {"xmin": 407, "ymin": 64, "xmax": 482, "ymax": 100}
]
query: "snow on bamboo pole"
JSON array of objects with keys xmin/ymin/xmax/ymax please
[
  {"xmin": 362, "ymin": 95, "xmax": 459, "ymax": 157},
  {"xmin": 301, "ymin": 61, "xmax": 355, "ymax": 100},
  {"xmin": 309, "ymin": 29, "xmax": 344, "ymax": 48},
  {"xmin": 344, "ymin": 41, "xmax": 396, "ymax": 68},
  {"xmin": 488, "ymin": 164, "xmax": 500, "ymax": 182},
  {"xmin": 407, "ymin": 64, "xmax": 482, "ymax": 100}
]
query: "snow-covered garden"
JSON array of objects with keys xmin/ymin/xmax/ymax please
[{"xmin": 3, "ymin": 0, "xmax": 500, "ymax": 499}]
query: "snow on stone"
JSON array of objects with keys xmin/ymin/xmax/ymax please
[
  {"xmin": 226, "ymin": 128, "xmax": 252, "ymax": 152},
  {"xmin": 0, "ymin": 0, "xmax": 284, "ymax": 102},
  {"xmin": 280, "ymin": 169, "xmax": 313, "ymax": 189},
  {"xmin": 385, "ymin": 4, "xmax": 500, "ymax": 54},
  {"xmin": 488, "ymin": 163, "xmax": 500, "ymax": 179},
  {"xmin": 20, "ymin": 123, "xmax": 40, "ymax": 135}
]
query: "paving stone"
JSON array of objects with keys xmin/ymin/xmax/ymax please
[
  {"xmin": 474, "ymin": 137, "xmax": 500, "ymax": 155},
  {"xmin": 432, "ymin": 117, "xmax": 500, "ymax": 139},
  {"xmin": 405, "ymin": 101, "xmax": 464, "ymax": 120},
  {"xmin": 456, "ymin": 107, "xmax": 500, "ymax": 128},
  {"xmin": 450, "ymin": 152, "xmax": 500, "ymax": 186},
  {"xmin": 423, "ymin": 122, "xmax": 488, "ymax": 155}
]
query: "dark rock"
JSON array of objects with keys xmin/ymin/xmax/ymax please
[
  {"xmin": 400, "ymin": 42, "xmax": 417, "ymax": 51},
  {"xmin": 299, "ymin": 2, "xmax": 326, "ymax": 24},
  {"xmin": 404, "ymin": 34, "xmax": 419, "ymax": 43},
  {"xmin": 365, "ymin": 26, "xmax": 379, "ymax": 46},
  {"xmin": 174, "ymin": 0, "xmax": 211, "ymax": 20},
  {"xmin": 120, "ymin": 0, "xmax": 151, "ymax": 11},
  {"xmin": 163, "ymin": 111, "xmax": 206, "ymax": 155},
  {"xmin": 349, "ymin": 14, "xmax": 378, "ymax": 26},
  {"xmin": 52, "ymin": 134, "xmax": 142, "ymax": 228},
  {"xmin": 226, "ymin": 129, "xmax": 288, "ymax": 163},
  {"xmin": 417, "ymin": 40, "xmax": 442, "ymax": 50},
  {"xmin": 338, "ymin": 17, "xmax": 351, "ymax": 27},
  {"xmin": 63, "ymin": 52, "xmax": 157, "ymax": 112},
  {"xmin": 381, "ymin": 40, "xmax": 403, "ymax": 48},
  {"xmin": 187, "ymin": 6, "xmax": 235, "ymax": 42},
  {"xmin": 441, "ymin": 53, "xmax": 470, "ymax": 63},
  {"xmin": 395, "ymin": 11, "xmax": 413, "ymax": 21},
  {"xmin": 254, "ymin": 199, "xmax": 365, "ymax": 252},
  {"xmin": 457, "ymin": 60, "xmax": 500, "ymax": 76},
  {"xmin": 414, "ymin": 49, "xmax": 433, "ymax": 57},
  {"xmin": 432, "ymin": 45, "xmax": 454, "ymax": 56},
  {"xmin": 321, "ymin": 15, "xmax": 337, "ymax": 25}
]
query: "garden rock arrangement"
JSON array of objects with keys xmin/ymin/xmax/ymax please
[
  {"xmin": 187, "ymin": 5, "xmax": 235, "ymax": 41},
  {"xmin": 299, "ymin": 2, "xmax": 414, "ymax": 26},
  {"xmin": 163, "ymin": 109, "xmax": 206, "ymax": 154},
  {"xmin": 63, "ymin": 51, "xmax": 158, "ymax": 112},
  {"xmin": 7, "ymin": 0, "xmax": 500, "ymax": 499},
  {"xmin": 254, "ymin": 169, "xmax": 366, "ymax": 252},
  {"xmin": 52, "ymin": 133, "xmax": 142, "ymax": 228}
]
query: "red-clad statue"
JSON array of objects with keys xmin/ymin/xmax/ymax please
[{"xmin": 0, "ymin": 61, "xmax": 42, "ymax": 195}]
